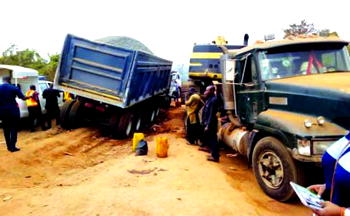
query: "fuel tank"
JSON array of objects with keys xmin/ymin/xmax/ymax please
[{"xmin": 218, "ymin": 123, "xmax": 249, "ymax": 156}]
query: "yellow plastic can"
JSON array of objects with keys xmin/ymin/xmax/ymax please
[
  {"xmin": 156, "ymin": 137, "xmax": 169, "ymax": 158},
  {"xmin": 132, "ymin": 133, "xmax": 145, "ymax": 152}
]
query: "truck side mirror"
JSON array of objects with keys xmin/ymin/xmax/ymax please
[
  {"xmin": 221, "ymin": 55, "xmax": 237, "ymax": 111},
  {"xmin": 222, "ymin": 57, "xmax": 236, "ymax": 82}
]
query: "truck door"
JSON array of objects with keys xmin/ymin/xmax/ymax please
[{"xmin": 234, "ymin": 54, "xmax": 265, "ymax": 125}]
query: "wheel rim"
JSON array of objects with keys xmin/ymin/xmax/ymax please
[
  {"xmin": 155, "ymin": 107, "xmax": 160, "ymax": 117},
  {"xmin": 135, "ymin": 117, "xmax": 141, "ymax": 131},
  {"xmin": 257, "ymin": 151, "xmax": 284, "ymax": 189},
  {"xmin": 126, "ymin": 119, "xmax": 133, "ymax": 137},
  {"xmin": 150, "ymin": 110, "xmax": 156, "ymax": 122}
]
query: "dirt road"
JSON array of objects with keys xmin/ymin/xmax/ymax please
[{"xmin": 0, "ymin": 106, "xmax": 310, "ymax": 216}]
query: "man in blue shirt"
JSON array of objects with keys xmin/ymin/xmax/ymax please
[
  {"xmin": 0, "ymin": 76, "xmax": 28, "ymax": 152},
  {"xmin": 201, "ymin": 85, "xmax": 220, "ymax": 162},
  {"xmin": 308, "ymin": 133, "xmax": 350, "ymax": 215}
]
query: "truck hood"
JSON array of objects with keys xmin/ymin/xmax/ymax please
[
  {"xmin": 264, "ymin": 72, "xmax": 350, "ymax": 128},
  {"xmin": 266, "ymin": 72, "xmax": 350, "ymax": 93}
]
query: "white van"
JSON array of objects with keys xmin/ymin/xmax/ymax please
[{"xmin": 0, "ymin": 64, "xmax": 62, "ymax": 118}]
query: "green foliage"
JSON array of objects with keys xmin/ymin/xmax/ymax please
[
  {"xmin": 0, "ymin": 45, "xmax": 60, "ymax": 81},
  {"xmin": 39, "ymin": 54, "xmax": 60, "ymax": 81}
]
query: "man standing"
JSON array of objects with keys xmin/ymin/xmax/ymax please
[
  {"xmin": 26, "ymin": 85, "xmax": 46, "ymax": 132},
  {"xmin": 201, "ymin": 85, "xmax": 220, "ymax": 162},
  {"xmin": 43, "ymin": 84, "xmax": 60, "ymax": 128},
  {"xmin": 185, "ymin": 87, "xmax": 203, "ymax": 145},
  {"xmin": 0, "ymin": 76, "xmax": 28, "ymax": 152}
]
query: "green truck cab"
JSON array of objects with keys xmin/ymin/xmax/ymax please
[{"xmin": 219, "ymin": 37, "xmax": 350, "ymax": 201}]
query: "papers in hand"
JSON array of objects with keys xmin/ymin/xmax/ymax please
[{"xmin": 290, "ymin": 182, "xmax": 324, "ymax": 210}]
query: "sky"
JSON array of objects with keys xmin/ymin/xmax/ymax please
[{"xmin": 1, "ymin": 0, "xmax": 349, "ymax": 68}]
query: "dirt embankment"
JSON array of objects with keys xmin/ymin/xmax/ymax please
[{"xmin": 0, "ymin": 106, "xmax": 310, "ymax": 216}]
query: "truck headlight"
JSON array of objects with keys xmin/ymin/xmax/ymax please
[
  {"xmin": 297, "ymin": 139, "xmax": 311, "ymax": 156},
  {"xmin": 304, "ymin": 119, "xmax": 313, "ymax": 128},
  {"xmin": 312, "ymin": 140, "xmax": 334, "ymax": 155},
  {"xmin": 317, "ymin": 116, "xmax": 325, "ymax": 126}
]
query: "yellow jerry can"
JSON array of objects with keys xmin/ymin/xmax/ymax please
[
  {"xmin": 156, "ymin": 137, "xmax": 169, "ymax": 158},
  {"xmin": 132, "ymin": 133, "xmax": 145, "ymax": 152}
]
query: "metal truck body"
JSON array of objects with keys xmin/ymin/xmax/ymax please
[
  {"xmin": 55, "ymin": 34, "xmax": 172, "ymax": 137},
  {"xmin": 181, "ymin": 36, "xmax": 248, "ymax": 105},
  {"xmin": 218, "ymin": 37, "xmax": 350, "ymax": 201},
  {"xmin": 189, "ymin": 44, "xmax": 245, "ymax": 80}
]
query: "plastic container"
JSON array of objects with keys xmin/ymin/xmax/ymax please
[
  {"xmin": 132, "ymin": 133, "xmax": 145, "ymax": 152},
  {"xmin": 156, "ymin": 137, "xmax": 169, "ymax": 158}
]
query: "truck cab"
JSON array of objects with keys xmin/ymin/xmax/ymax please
[{"xmin": 219, "ymin": 37, "xmax": 350, "ymax": 201}]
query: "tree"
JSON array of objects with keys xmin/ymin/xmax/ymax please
[
  {"xmin": 0, "ymin": 45, "xmax": 46, "ymax": 70},
  {"xmin": 0, "ymin": 45, "xmax": 60, "ymax": 81},
  {"xmin": 284, "ymin": 20, "xmax": 317, "ymax": 38},
  {"xmin": 39, "ymin": 54, "xmax": 60, "ymax": 81}
]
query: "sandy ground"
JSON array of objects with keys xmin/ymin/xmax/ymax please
[{"xmin": 0, "ymin": 106, "xmax": 311, "ymax": 216}]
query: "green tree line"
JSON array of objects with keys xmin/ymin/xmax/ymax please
[{"xmin": 0, "ymin": 45, "xmax": 59, "ymax": 81}]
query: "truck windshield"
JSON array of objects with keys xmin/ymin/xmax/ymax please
[{"xmin": 258, "ymin": 45, "xmax": 350, "ymax": 80}]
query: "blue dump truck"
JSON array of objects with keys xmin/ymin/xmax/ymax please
[{"xmin": 54, "ymin": 34, "xmax": 172, "ymax": 138}]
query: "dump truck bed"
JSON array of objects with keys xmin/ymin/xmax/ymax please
[{"xmin": 55, "ymin": 34, "xmax": 172, "ymax": 108}]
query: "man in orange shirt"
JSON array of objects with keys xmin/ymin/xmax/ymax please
[{"xmin": 26, "ymin": 85, "xmax": 46, "ymax": 132}]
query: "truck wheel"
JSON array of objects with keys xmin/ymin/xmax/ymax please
[
  {"xmin": 134, "ymin": 114, "xmax": 142, "ymax": 132},
  {"xmin": 155, "ymin": 107, "xmax": 160, "ymax": 117},
  {"xmin": 162, "ymin": 96, "xmax": 171, "ymax": 108},
  {"xmin": 68, "ymin": 100, "xmax": 83, "ymax": 129},
  {"xmin": 60, "ymin": 100, "xmax": 75, "ymax": 129},
  {"xmin": 117, "ymin": 112, "xmax": 134, "ymax": 138},
  {"xmin": 252, "ymin": 136, "xmax": 298, "ymax": 202},
  {"xmin": 149, "ymin": 108, "xmax": 157, "ymax": 123}
]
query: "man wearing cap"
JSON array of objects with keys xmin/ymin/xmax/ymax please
[
  {"xmin": 201, "ymin": 85, "xmax": 220, "ymax": 162},
  {"xmin": 185, "ymin": 87, "xmax": 204, "ymax": 145},
  {"xmin": 0, "ymin": 76, "xmax": 28, "ymax": 152}
]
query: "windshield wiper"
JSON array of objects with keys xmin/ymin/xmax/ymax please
[{"xmin": 324, "ymin": 70, "xmax": 349, "ymax": 73}]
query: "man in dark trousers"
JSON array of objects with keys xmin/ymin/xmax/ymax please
[
  {"xmin": 0, "ymin": 76, "xmax": 28, "ymax": 152},
  {"xmin": 43, "ymin": 83, "xmax": 60, "ymax": 128},
  {"xmin": 185, "ymin": 87, "xmax": 204, "ymax": 145},
  {"xmin": 201, "ymin": 85, "xmax": 220, "ymax": 162},
  {"xmin": 25, "ymin": 85, "xmax": 46, "ymax": 132}
]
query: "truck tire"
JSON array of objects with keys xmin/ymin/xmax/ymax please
[
  {"xmin": 150, "ymin": 108, "xmax": 157, "ymax": 123},
  {"xmin": 155, "ymin": 106, "xmax": 160, "ymax": 118},
  {"xmin": 117, "ymin": 112, "xmax": 134, "ymax": 138},
  {"xmin": 134, "ymin": 114, "xmax": 143, "ymax": 132},
  {"xmin": 252, "ymin": 136, "xmax": 298, "ymax": 202},
  {"xmin": 68, "ymin": 100, "xmax": 83, "ymax": 129},
  {"xmin": 162, "ymin": 96, "xmax": 171, "ymax": 108},
  {"xmin": 60, "ymin": 100, "xmax": 75, "ymax": 129}
]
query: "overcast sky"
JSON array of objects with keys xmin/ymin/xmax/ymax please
[{"xmin": 1, "ymin": 0, "xmax": 349, "ymax": 66}]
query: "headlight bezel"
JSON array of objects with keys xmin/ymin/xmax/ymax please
[
  {"xmin": 311, "ymin": 139, "xmax": 336, "ymax": 155},
  {"xmin": 297, "ymin": 139, "xmax": 311, "ymax": 156}
]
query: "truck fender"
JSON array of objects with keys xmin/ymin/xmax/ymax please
[
  {"xmin": 247, "ymin": 130, "xmax": 257, "ymax": 167},
  {"xmin": 247, "ymin": 126, "xmax": 291, "ymax": 167}
]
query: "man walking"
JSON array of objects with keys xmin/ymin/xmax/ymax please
[
  {"xmin": 201, "ymin": 85, "xmax": 220, "ymax": 162},
  {"xmin": 43, "ymin": 83, "xmax": 60, "ymax": 128},
  {"xmin": 26, "ymin": 85, "xmax": 46, "ymax": 132},
  {"xmin": 0, "ymin": 76, "xmax": 28, "ymax": 152},
  {"xmin": 185, "ymin": 87, "xmax": 203, "ymax": 145}
]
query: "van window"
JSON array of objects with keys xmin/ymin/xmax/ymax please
[{"xmin": 39, "ymin": 83, "xmax": 48, "ymax": 93}]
